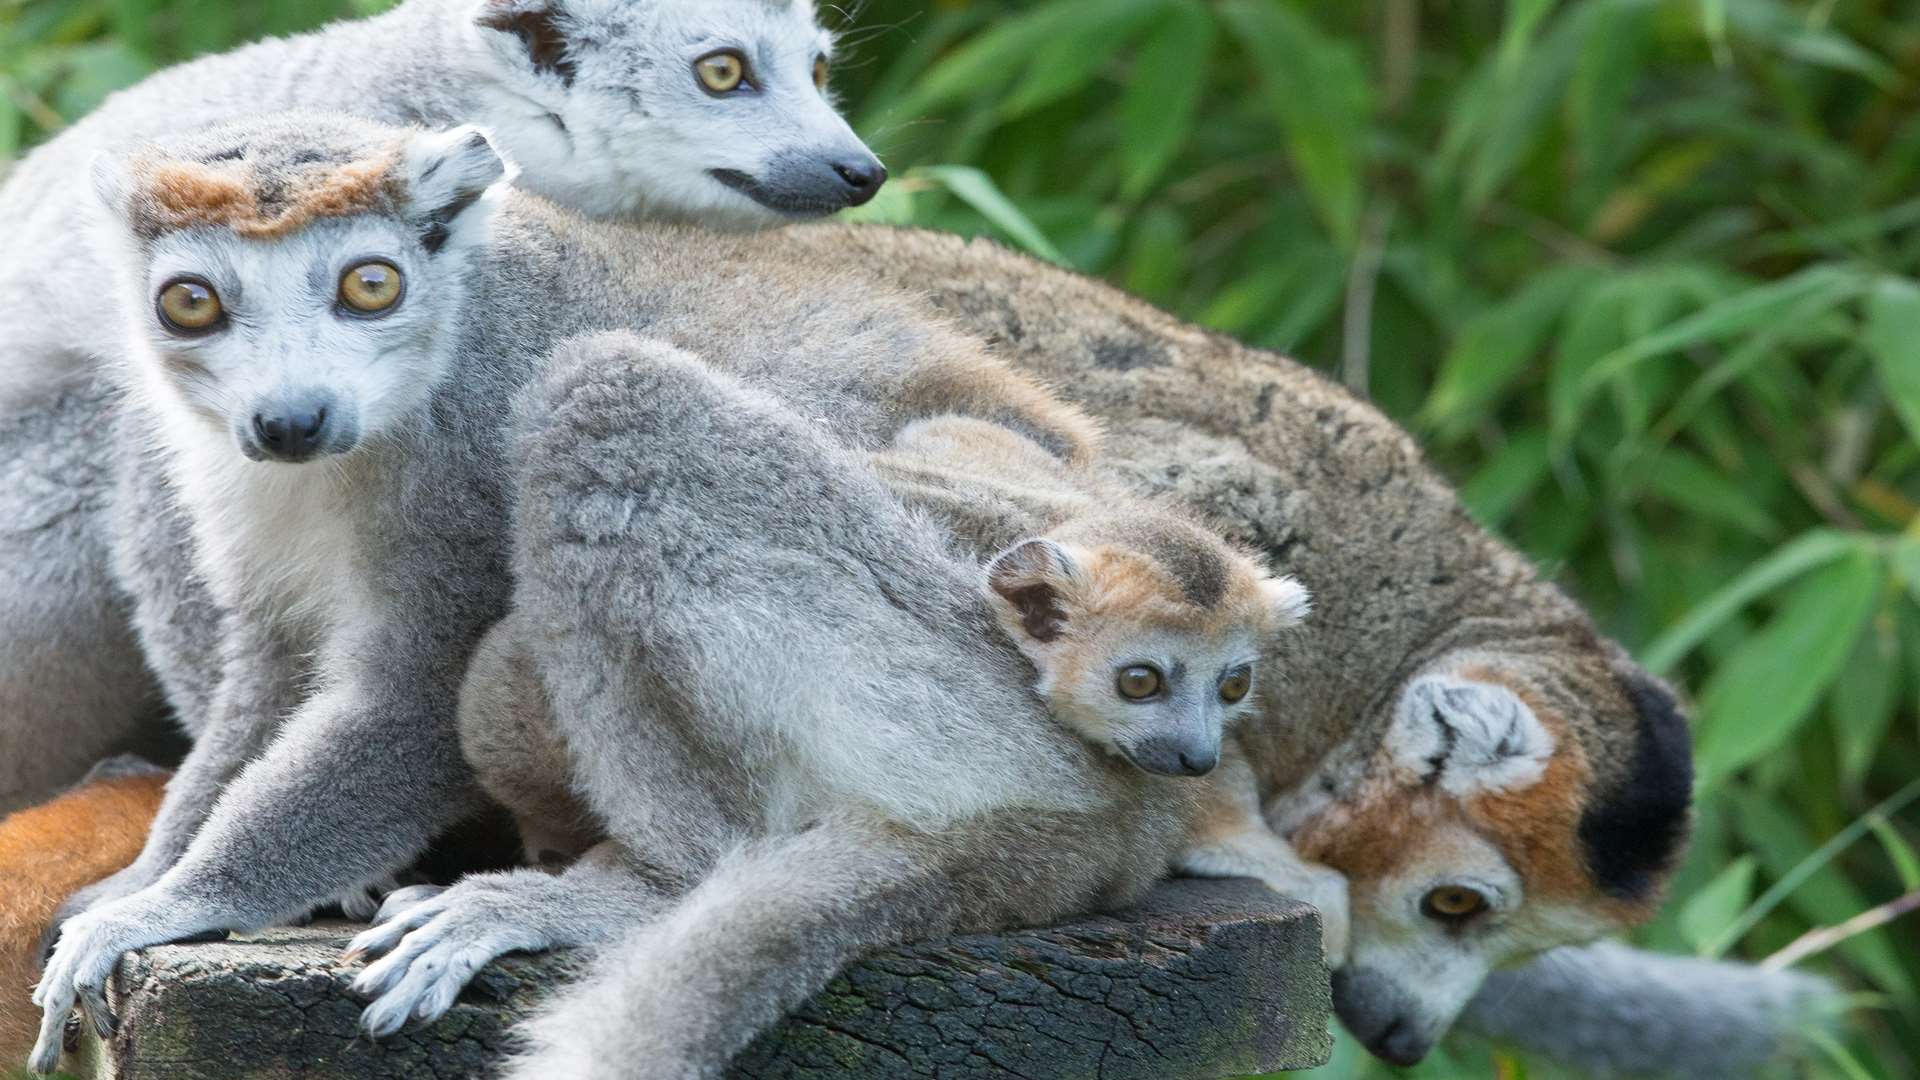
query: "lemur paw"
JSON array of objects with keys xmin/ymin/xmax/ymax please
[
  {"xmin": 27, "ymin": 901, "xmax": 152, "ymax": 1073},
  {"xmin": 346, "ymin": 876, "xmax": 548, "ymax": 1036},
  {"xmin": 41, "ymin": 862, "xmax": 164, "ymax": 961},
  {"xmin": 1275, "ymin": 866, "xmax": 1350, "ymax": 968}
]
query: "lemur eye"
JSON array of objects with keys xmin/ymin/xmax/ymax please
[
  {"xmin": 696, "ymin": 50, "xmax": 748, "ymax": 94},
  {"xmin": 1116, "ymin": 665, "xmax": 1164, "ymax": 701},
  {"xmin": 813, "ymin": 56, "xmax": 829, "ymax": 90},
  {"xmin": 156, "ymin": 277, "xmax": 225, "ymax": 335},
  {"xmin": 338, "ymin": 261, "xmax": 404, "ymax": 315},
  {"xmin": 1218, "ymin": 667, "xmax": 1253, "ymax": 704},
  {"xmin": 1421, "ymin": 885, "xmax": 1490, "ymax": 922}
]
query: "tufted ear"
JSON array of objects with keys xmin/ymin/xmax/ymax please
[
  {"xmin": 985, "ymin": 539, "xmax": 1082, "ymax": 645},
  {"xmin": 1384, "ymin": 673, "xmax": 1555, "ymax": 795},
  {"xmin": 475, "ymin": 0, "xmax": 577, "ymax": 83},
  {"xmin": 400, "ymin": 126, "xmax": 509, "ymax": 254},
  {"xmin": 1260, "ymin": 575, "xmax": 1312, "ymax": 629}
]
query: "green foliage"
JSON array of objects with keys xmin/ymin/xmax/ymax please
[{"xmin": 5, "ymin": 0, "xmax": 1920, "ymax": 1075}]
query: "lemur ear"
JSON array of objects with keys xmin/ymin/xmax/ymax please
[
  {"xmin": 400, "ymin": 126, "xmax": 508, "ymax": 254},
  {"xmin": 88, "ymin": 152, "xmax": 130, "ymax": 218},
  {"xmin": 475, "ymin": 0, "xmax": 577, "ymax": 84},
  {"xmin": 1260, "ymin": 575, "xmax": 1312, "ymax": 629},
  {"xmin": 986, "ymin": 539, "xmax": 1081, "ymax": 645},
  {"xmin": 1384, "ymin": 673, "xmax": 1556, "ymax": 795},
  {"xmin": 1577, "ymin": 669, "xmax": 1693, "ymax": 901}
]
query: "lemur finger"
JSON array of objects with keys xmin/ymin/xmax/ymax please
[
  {"xmin": 27, "ymin": 997, "xmax": 73, "ymax": 1074},
  {"xmin": 359, "ymin": 948, "xmax": 456, "ymax": 1037},
  {"xmin": 372, "ymin": 884, "xmax": 448, "ymax": 927}
]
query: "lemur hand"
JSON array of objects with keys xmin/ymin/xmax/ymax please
[
  {"xmin": 39, "ymin": 859, "xmax": 167, "ymax": 963},
  {"xmin": 347, "ymin": 873, "xmax": 559, "ymax": 1037},
  {"xmin": 28, "ymin": 888, "xmax": 225, "ymax": 1074}
]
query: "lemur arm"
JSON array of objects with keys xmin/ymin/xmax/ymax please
[
  {"xmin": 28, "ymin": 613, "xmax": 485, "ymax": 1073},
  {"xmin": 345, "ymin": 840, "xmax": 686, "ymax": 1037},
  {"xmin": 1173, "ymin": 750, "xmax": 1350, "ymax": 966},
  {"xmin": 47, "ymin": 609, "xmax": 300, "ymax": 930}
]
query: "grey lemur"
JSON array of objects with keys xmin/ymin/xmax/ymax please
[
  {"xmin": 352, "ymin": 331, "xmax": 1199, "ymax": 1077},
  {"xmin": 24, "ymin": 114, "xmax": 1064, "ymax": 1074},
  {"xmin": 0, "ymin": 0, "xmax": 882, "ymax": 815}
]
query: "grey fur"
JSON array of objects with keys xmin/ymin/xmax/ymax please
[
  {"xmin": 358, "ymin": 333, "xmax": 1188, "ymax": 1077},
  {"xmin": 1459, "ymin": 941, "xmax": 1840, "ymax": 1078},
  {"xmin": 0, "ymin": 0, "xmax": 874, "ymax": 811},
  {"xmin": 26, "ymin": 116, "xmax": 1095, "ymax": 1075}
]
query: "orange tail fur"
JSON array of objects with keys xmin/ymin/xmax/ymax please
[{"xmin": 0, "ymin": 764, "xmax": 166, "ymax": 1066}]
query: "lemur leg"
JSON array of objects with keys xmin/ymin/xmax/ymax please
[
  {"xmin": 46, "ymin": 610, "xmax": 302, "ymax": 936},
  {"xmin": 1176, "ymin": 752, "xmax": 1350, "ymax": 966},
  {"xmin": 456, "ymin": 620, "xmax": 599, "ymax": 868},
  {"xmin": 29, "ymin": 619, "xmax": 485, "ymax": 1073},
  {"xmin": 0, "ymin": 386, "xmax": 157, "ymax": 816},
  {"xmin": 346, "ymin": 841, "xmax": 690, "ymax": 1035},
  {"xmin": 503, "ymin": 811, "xmax": 1151, "ymax": 1080}
]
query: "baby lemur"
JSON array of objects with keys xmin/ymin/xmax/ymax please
[
  {"xmin": 458, "ymin": 413, "xmax": 1347, "ymax": 959},
  {"xmin": 0, "ymin": 0, "xmax": 883, "ymax": 815},
  {"xmin": 25, "ymin": 114, "xmax": 1063, "ymax": 1074}
]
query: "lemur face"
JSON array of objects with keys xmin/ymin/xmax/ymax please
[
  {"xmin": 470, "ymin": 0, "xmax": 884, "ymax": 225},
  {"xmin": 987, "ymin": 526, "xmax": 1310, "ymax": 777},
  {"xmin": 92, "ymin": 119, "xmax": 507, "ymax": 464},
  {"xmin": 1280, "ymin": 652, "xmax": 1692, "ymax": 1065}
]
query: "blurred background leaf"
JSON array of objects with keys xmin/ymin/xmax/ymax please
[{"xmin": 4, "ymin": 0, "xmax": 1919, "ymax": 1075}]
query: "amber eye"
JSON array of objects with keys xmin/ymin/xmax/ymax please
[
  {"xmin": 696, "ymin": 50, "xmax": 748, "ymax": 94},
  {"xmin": 813, "ymin": 56, "xmax": 830, "ymax": 90},
  {"xmin": 1116, "ymin": 665, "xmax": 1164, "ymax": 701},
  {"xmin": 156, "ymin": 277, "xmax": 225, "ymax": 334},
  {"xmin": 1218, "ymin": 667, "xmax": 1253, "ymax": 704},
  {"xmin": 339, "ymin": 261, "xmax": 404, "ymax": 315},
  {"xmin": 1421, "ymin": 886, "xmax": 1489, "ymax": 922}
]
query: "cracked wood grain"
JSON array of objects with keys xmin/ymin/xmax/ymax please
[{"xmin": 97, "ymin": 879, "xmax": 1331, "ymax": 1079}]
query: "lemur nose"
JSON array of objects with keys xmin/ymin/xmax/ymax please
[
  {"xmin": 252, "ymin": 407, "xmax": 329, "ymax": 461},
  {"xmin": 832, "ymin": 159, "xmax": 887, "ymax": 206}
]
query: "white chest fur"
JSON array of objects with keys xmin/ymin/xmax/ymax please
[{"xmin": 154, "ymin": 398, "xmax": 368, "ymax": 640}]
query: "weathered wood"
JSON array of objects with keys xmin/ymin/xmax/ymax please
[{"xmin": 96, "ymin": 879, "xmax": 1330, "ymax": 1080}]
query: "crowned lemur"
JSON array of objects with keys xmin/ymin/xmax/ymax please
[
  {"xmin": 31, "ymin": 116, "xmax": 1795, "ymax": 1075},
  {"xmin": 0, "ymin": 0, "xmax": 883, "ymax": 814}
]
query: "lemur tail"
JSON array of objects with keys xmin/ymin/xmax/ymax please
[
  {"xmin": 1458, "ymin": 940, "xmax": 1843, "ymax": 1078},
  {"xmin": 0, "ymin": 757, "xmax": 167, "ymax": 1067}
]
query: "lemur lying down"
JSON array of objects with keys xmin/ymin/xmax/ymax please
[{"xmin": 21, "ymin": 114, "xmax": 1820, "ymax": 1072}]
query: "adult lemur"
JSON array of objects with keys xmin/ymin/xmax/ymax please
[
  {"xmin": 26, "ymin": 112, "xmax": 1084, "ymax": 1074},
  {"xmin": 0, "ymin": 0, "xmax": 882, "ymax": 814}
]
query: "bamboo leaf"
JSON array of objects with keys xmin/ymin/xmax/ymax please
[
  {"xmin": 1863, "ymin": 277, "xmax": 1920, "ymax": 449},
  {"xmin": 1119, "ymin": 0, "xmax": 1214, "ymax": 200},
  {"xmin": 916, "ymin": 165, "xmax": 1067, "ymax": 265},
  {"xmin": 1694, "ymin": 552, "xmax": 1882, "ymax": 787},
  {"xmin": 1217, "ymin": 1, "xmax": 1370, "ymax": 245},
  {"xmin": 1679, "ymin": 855, "xmax": 1758, "ymax": 954}
]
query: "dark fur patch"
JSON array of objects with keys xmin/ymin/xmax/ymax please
[
  {"xmin": 477, "ymin": 2, "xmax": 578, "ymax": 84},
  {"xmin": 1134, "ymin": 523, "xmax": 1228, "ymax": 608},
  {"xmin": 1577, "ymin": 673, "xmax": 1694, "ymax": 900},
  {"xmin": 1091, "ymin": 335, "xmax": 1169, "ymax": 371},
  {"xmin": 418, "ymin": 187, "xmax": 486, "ymax": 255}
]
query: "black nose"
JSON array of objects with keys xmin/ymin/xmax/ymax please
[
  {"xmin": 252, "ymin": 407, "xmax": 329, "ymax": 461},
  {"xmin": 832, "ymin": 159, "xmax": 887, "ymax": 206},
  {"xmin": 1123, "ymin": 736, "xmax": 1220, "ymax": 777}
]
